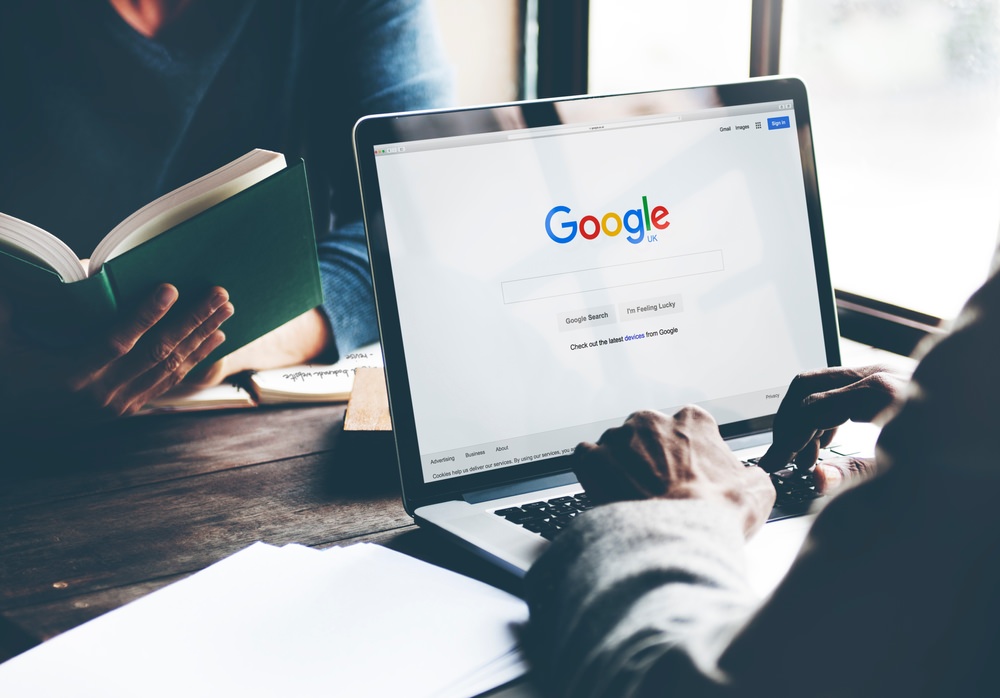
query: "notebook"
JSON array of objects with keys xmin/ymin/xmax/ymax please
[{"xmin": 353, "ymin": 76, "xmax": 848, "ymax": 577}]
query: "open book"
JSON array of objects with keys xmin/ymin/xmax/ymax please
[
  {"xmin": 0, "ymin": 149, "xmax": 323, "ymax": 363},
  {"xmin": 142, "ymin": 343, "xmax": 384, "ymax": 413}
]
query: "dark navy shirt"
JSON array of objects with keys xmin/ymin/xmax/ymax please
[{"xmin": 0, "ymin": 0, "xmax": 453, "ymax": 358}]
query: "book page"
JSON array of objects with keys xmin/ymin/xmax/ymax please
[
  {"xmin": 0, "ymin": 214, "xmax": 87, "ymax": 282},
  {"xmin": 141, "ymin": 382, "xmax": 257, "ymax": 414},
  {"xmin": 88, "ymin": 150, "xmax": 287, "ymax": 275},
  {"xmin": 249, "ymin": 343, "xmax": 383, "ymax": 404}
]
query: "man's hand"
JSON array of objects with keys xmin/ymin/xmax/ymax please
[
  {"xmin": 574, "ymin": 407, "xmax": 775, "ymax": 536},
  {"xmin": 0, "ymin": 284, "xmax": 233, "ymax": 426},
  {"xmin": 757, "ymin": 365, "xmax": 907, "ymax": 493},
  {"xmin": 187, "ymin": 308, "xmax": 332, "ymax": 387}
]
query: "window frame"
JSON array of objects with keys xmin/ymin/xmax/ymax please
[{"xmin": 525, "ymin": 0, "xmax": 947, "ymax": 353}]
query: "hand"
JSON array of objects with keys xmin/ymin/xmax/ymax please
[
  {"xmin": 756, "ymin": 365, "xmax": 907, "ymax": 491},
  {"xmin": 0, "ymin": 284, "xmax": 233, "ymax": 426},
  {"xmin": 187, "ymin": 308, "xmax": 332, "ymax": 387},
  {"xmin": 574, "ymin": 407, "xmax": 775, "ymax": 536}
]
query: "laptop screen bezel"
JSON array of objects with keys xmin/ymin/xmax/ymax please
[{"xmin": 353, "ymin": 76, "xmax": 840, "ymax": 513}]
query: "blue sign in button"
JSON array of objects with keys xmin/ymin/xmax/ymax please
[{"xmin": 768, "ymin": 116, "xmax": 790, "ymax": 130}]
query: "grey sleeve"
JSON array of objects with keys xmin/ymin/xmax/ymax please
[
  {"xmin": 525, "ymin": 469, "xmax": 999, "ymax": 697},
  {"xmin": 524, "ymin": 499, "xmax": 759, "ymax": 698}
]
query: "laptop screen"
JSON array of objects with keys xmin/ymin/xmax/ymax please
[{"xmin": 356, "ymin": 78, "xmax": 838, "ymax": 496}]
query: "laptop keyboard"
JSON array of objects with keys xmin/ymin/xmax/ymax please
[
  {"xmin": 493, "ymin": 461, "xmax": 824, "ymax": 541},
  {"xmin": 744, "ymin": 457, "xmax": 823, "ymax": 509},
  {"xmin": 493, "ymin": 493, "xmax": 592, "ymax": 541}
]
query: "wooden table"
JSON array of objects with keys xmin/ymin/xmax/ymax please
[{"xmin": 0, "ymin": 404, "xmax": 523, "ymax": 664}]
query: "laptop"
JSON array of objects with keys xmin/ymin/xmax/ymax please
[{"xmin": 353, "ymin": 76, "xmax": 848, "ymax": 577}]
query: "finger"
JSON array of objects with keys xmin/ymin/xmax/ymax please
[
  {"xmin": 611, "ymin": 412, "xmax": 677, "ymax": 496},
  {"xmin": 671, "ymin": 405, "xmax": 733, "ymax": 454},
  {"xmin": 813, "ymin": 456, "xmax": 878, "ymax": 494},
  {"xmin": 801, "ymin": 372, "xmax": 901, "ymax": 426},
  {"xmin": 113, "ymin": 301, "xmax": 233, "ymax": 413},
  {"xmin": 106, "ymin": 287, "xmax": 229, "ymax": 383},
  {"xmin": 85, "ymin": 290, "xmax": 230, "ymax": 416},
  {"xmin": 84, "ymin": 284, "xmax": 179, "ymax": 370},
  {"xmin": 785, "ymin": 427, "xmax": 837, "ymax": 468},
  {"xmin": 818, "ymin": 427, "xmax": 838, "ymax": 449},
  {"xmin": 573, "ymin": 427, "xmax": 661, "ymax": 505},
  {"xmin": 759, "ymin": 367, "xmax": 895, "ymax": 472},
  {"xmin": 572, "ymin": 441, "xmax": 628, "ymax": 505},
  {"xmin": 791, "ymin": 437, "xmax": 820, "ymax": 469},
  {"xmin": 154, "ymin": 315, "xmax": 231, "ymax": 392},
  {"xmin": 777, "ymin": 375, "xmax": 897, "ymax": 467},
  {"xmin": 118, "ymin": 329, "xmax": 229, "ymax": 415},
  {"xmin": 671, "ymin": 404, "xmax": 720, "ymax": 432}
]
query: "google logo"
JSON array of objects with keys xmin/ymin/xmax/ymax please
[{"xmin": 545, "ymin": 196, "xmax": 670, "ymax": 244}]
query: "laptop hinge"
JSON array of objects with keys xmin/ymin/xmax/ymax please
[{"xmin": 463, "ymin": 471, "xmax": 578, "ymax": 505}]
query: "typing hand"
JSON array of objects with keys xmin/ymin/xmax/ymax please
[
  {"xmin": 574, "ymin": 407, "xmax": 775, "ymax": 536},
  {"xmin": 756, "ymin": 365, "xmax": 907, "ymax": 492},
  {"xmin": 0, "ymin": 284, "xmax": 233, "ymax": 427}
]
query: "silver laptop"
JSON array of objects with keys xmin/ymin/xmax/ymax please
[{"xmin": 353, "ymin": 77, "xmax": 844, "ymax": 577}]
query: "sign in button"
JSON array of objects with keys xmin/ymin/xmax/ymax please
[{"xmin": 767, "ymin": 116, "xmax": 790, "ymax": 130}]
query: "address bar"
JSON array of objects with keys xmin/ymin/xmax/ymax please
[{"xmin": 506, "ymin": 115, "xmax": 682, "ymax": 140}]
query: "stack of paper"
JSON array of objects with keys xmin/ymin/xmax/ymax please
[{"xmin": 0, "ymin": 543, "xmax": 528, "ymax": 697}]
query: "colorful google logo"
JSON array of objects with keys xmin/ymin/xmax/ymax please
[{"xmin": 545, "ymin": 196, "xmax": 670, "ymax": 244}]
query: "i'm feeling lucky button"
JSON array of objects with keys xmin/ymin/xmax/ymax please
[{"xmin": 620, "ymin": 294, "xmax": 683, "ymax": 321}]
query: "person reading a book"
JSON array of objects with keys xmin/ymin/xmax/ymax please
[
  {"xmin": 0, "ymin": 0, "xmax": 453, "ymax": 425},
  {"xmin": 524, "ymin": 253, "xmax": 1000, "ymax": 695}
]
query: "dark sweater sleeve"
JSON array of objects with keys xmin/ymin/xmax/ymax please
[
  {"xmin": 525, "ymin": 259, "xmax": 1000, "ymax": 697},
  {"xmin": 314, "ymin": 0, "xmax": 455, "ymax": 360},
  {"xmin": 525, "ymin": 471, "xmax": 1000, "ymax": 697}
]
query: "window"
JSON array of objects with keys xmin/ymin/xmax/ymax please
[
  {"xmin": 432, "ymin": 0, "xmax": 522, "ymax": 105},
  {"xmin": 588, "ymin": 1, "xmax": 752, "ymax": 93},
  {"xmin": 571, "ymin": 0, "xmax": 1000, "ymax": 337},
  {"xmin": 779, "ymin": 0, "xmax": 1000, "ymax": 320}
]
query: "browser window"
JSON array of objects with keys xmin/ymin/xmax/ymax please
[{"xmin": 373, "ymin": 101, "xmax": 828, "ymax": 483}]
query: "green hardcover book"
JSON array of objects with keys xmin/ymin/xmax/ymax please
[{"xmin": 0, "ymin": 150, "xmax": 323, "ymax": 365}]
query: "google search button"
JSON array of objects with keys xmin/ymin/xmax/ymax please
[{"xmin": 767, "ymin": 116, "xmax": 790, "ymax": 130}]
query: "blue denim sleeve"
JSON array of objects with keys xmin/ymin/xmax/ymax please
[{"xmin": 316, "ymin": 0, "xmax": 455, "ymax": 360}]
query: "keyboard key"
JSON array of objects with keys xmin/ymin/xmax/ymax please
[
  {"xmin": 492, "ymin": 491, "xmax": 590, "ymax": 540},
  {"xmin": 744, "ymin": 460, "xmax": 823, "ymax": 508}
]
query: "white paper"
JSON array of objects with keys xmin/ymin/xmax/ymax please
[{"xmin": 0, "ymin": 542, "xmax": 527, "ymax": 698}]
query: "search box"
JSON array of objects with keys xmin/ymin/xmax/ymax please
[{"xmin": 501, "ymin": 249, "xmax": 724, "ymax": 304}]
